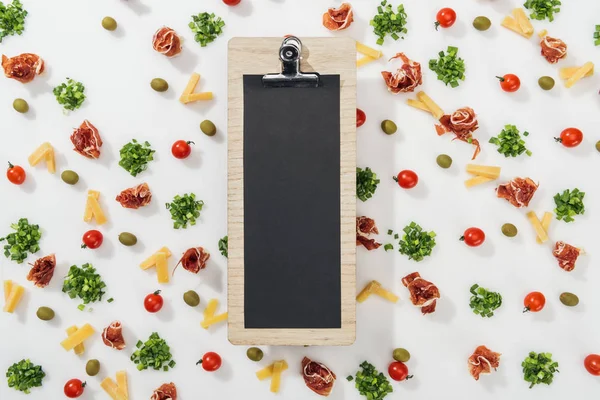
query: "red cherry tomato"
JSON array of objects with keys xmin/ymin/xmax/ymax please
[
  {"xmin": 497, "ymin": 74, "xmax": 521, "ymax": 92},
  {"xmin": 81, "ymin": 230, "xmax": 103, "ymax": 249},
  {"xmin": 64, "ymin": 379, "xmax": 85, "ymax": 398},
  {"xmin": 523, "ymin": 291, "xmax": 546, "ymax": 313},
  {"xmin": 435, "ymin": 8, "xmax": 456, "ymax": 30},
  {"xmin": 223, "ymin": 0, "xmax": 241, "ymax": 5},
  {"xmin": 198, "ymin": 352, "xmax": 222, "ymax": 371},
  {"xmin": 394, "ymin": 170, "xmax": 418, "ymax": 189},
  {"xmin": 555, "ymin": 128, "xmax": 583, "ymax": 148},
  {"xmin": 460, "ymin": 227, "xmax": 485, "ymax": 247},
  {"xmin": 584, "ymin": 354, "xmax": 600, "ymax": 376},
  {"xmin": 171, "ymin": 140, "xmax": 194, "ymax": 159},
  {"xmin": 6, "ymin": 162, "xmax": 26, "ymax": 185},
  {"xmin": 388, "ymin": 361, "xmax": 412, "ymax": 381},
  {"xmin": 356, "ymin": 108, "xmax": 366, "ymax": 128},
  {"xmin": 144, "ymin": 290, "xmax": 164, "ymax": 313}
]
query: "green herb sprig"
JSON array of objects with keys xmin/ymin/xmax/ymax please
[
  {"xmin": 554, "ymin": 188, "xmax": 585, "ymax": 222},
  {"xmin": 357, "ymin": 167, "xmax": 380, "ymax": 202},
  {"xmin": 62, "ymin": 263, "xmax": 107, "ymax": 309},
  {"xmin": 353, "ymin": 361, "xmax": 393, "ymax": 400},
  {"xmin": 0, "ymin": 0, "xmax": 27, "ymax": 43},
  {"xmin": 218, "ymin": 235, "xmax": 228, "ymax": 258},
  {"xmin": 397, "ymin": 222, "xmax": 436, "ymax": 262},
  {"xmin": 489, "ymin": 125, "xmax": 531, "ymax": 157},
  {"xmin": 131, "ymin": 333, "xmax": 175, "ymax": 371},
  {"xmin": 53, "ymin": 78, "xmax": 86, "ymax": 111},
  {"xmin": 6, "ymin": 359, "xmax": 45, "ymax": 394},
  {"xmin": 370, "ymin": 1, "xmax": 408, "ymax": 45},
  {"xmin": 119, "ymin": 139, "xmax": 155, "ymax": 177},
  {"xmin": 469, "ymin": 284, "xmax": 502, "ymax": 318},
  {"xmin": 523, "ymin": 0, "xmax": 561, "ymax": 22},
  {"xmin": 522, "ymin": 352, "xmax": 559, "ymax": 388},
  {"xmin": 429, "ymin": 46, "xmax": 465, "ymax": 88},
  {"xmin": 0, "ymin": 218, "xmax": 41, "ymax": 264},
  {"xmin": 189, "ymin": 12, "xmax": 225, "ymax": 47},
  {"xmin": 166, "ymin": 193, "xmax": 204, "ymax": 229},
  {"xmin": 594, "ymin": 25, "xmax": 600, "ymax": 46}
]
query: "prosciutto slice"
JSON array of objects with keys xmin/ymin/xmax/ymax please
[
  {"xmin": 496, "ymin": 177, "xmax": 538, "ymax": 208},
  {"xmin": 115, "ymin": 183, "xmax": 152, "ymax": 209},
  {"xmin": 381, "ymin": 53, "xmax": 422, "ymax": 93},
  {"xmin": 468, "ymin": 345, "xmax": 501, "ymax": 380},
  {"xmin": 322, "ymin": 3, "xmax": 354, "ymax": 31},
  {"xmin": 151, "ymin": 383, "xmax": 177, "ymax": 400},
  {"xmin": 356, "ymin": 216, "xmax": 381, "ymax": 250},
  {"xmin": 2, "ymin": 53, "xmax": 44, "ymax": 83},
  {"xmin": 553, "ymin": 241, "xmax": 580, "ymax": 272},
  {"xmin": 27, "ymin": 254, "xmax": 56, "ymax": 288},
  {"xmin": 402, "ymin": 272, "xmax": 440, "ymax": 315},
  {"xmin": 436, "ymin": 107, "xmax": 480, "ymax": 160},
  {"xmin": 71, "ymin": 120, "xmax": 103, "ymax": 159},
  {"xmin": 152, "ymin": 27, "xmax": 182, "ymax": 58},
  {"xmin": 102, "ymin": 321, "xmax": 126, "ymax": 350},
  {"xmin": 302, "ymin": 357, "xmax": 336, "ymax": 397},
  {"xmin": 175, "ymin": 247, "xmax": 210, "ymax": 274},
  {"xmin": 540, "ymin": 36, "xmax": 567, "ymax": 64}
]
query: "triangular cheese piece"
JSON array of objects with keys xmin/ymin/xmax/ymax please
[
  {"xmin": 83, "ymin": 190, "xmax": 107, "ymax": 224},
  {"xmin": 179, "ymin": 72, "xmax": 213, "ymax": 104}
]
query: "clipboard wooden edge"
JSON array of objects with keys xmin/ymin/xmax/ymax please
[{"xmin": 227, "ymin": 37, "xmax": 356, "ymax": 346}]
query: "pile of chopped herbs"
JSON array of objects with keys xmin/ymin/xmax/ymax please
[
  {"xmin": 131, "ymin": 333, "xmax": 176, "ymax": 371},
  {"xmin": 62, "ymin": 263, "xmax": 107, "ymax": 310},
  {"xmin": 397, "ymin": 221, "xmax": 436, "ymax": 261},
  {"xmin": 489, "ymin": 124, "xmax": 531, "ymax": 157},
  {"xmin": 370, "ymin": 0, "xmax": 408, "ymax": 45},
  {"xmin": 166, "ymin": 193, "xmax": 204, "ymax": 229},
  {"xmin": 594, "ymin": 25, "xmax": 600, "ymax": 46},
  {"xmin": 53, "ymin": 78, "xmax": 86, "ymax": 111},
  {"xmin": 118, "ymin": 139, "xmax": 155, "ymax": 177},
  {"xmin": 189, "ymin": 12, "xmax": 225, "ymax": 47},
  {"xmin": 522, "ymin": 352, "xmax": 559, "ymax": 388},
  {"xmin": 350, "ymin": 361, "xmax": 393, "ymax": 400},
  {"xmin": 357, "ymin": 167, "xmax": 380, "ymax": 202},
  {"xmin": 523, "ymin": 0, "xmax": 561, "ymax": 22},
  {"xmin": 218, "ymin": 235, "xmax": 228, "ymax": 258},
  {"xmin": 0, "ymin": 218, "xmax": 41, "ymax": 264},
  {"xmin": 553, "ymin": 188, "xmax": 585, "ymax": 222},
  {"xmin": 0, "ymin": 0, "xmax": 26, "ymax": 43},
  {"xmin": 429, "ymin": 46, "xmax": 465, "ymax": 88},
  {"xmin": 469, "ymin": 284, "xmax": 502, "ymax": 318},
  {"xmin": 6, "ymin": 359, "xmax": 45, "ymax": 394}
]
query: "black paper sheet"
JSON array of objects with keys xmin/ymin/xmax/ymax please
[{"xmin": 243, "ymin": 74, "xmax": 341, "ymax": 329}]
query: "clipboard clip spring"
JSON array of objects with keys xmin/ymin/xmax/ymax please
[{"xmin": 262, "ymin": 36, "xmax": 320, "ymax": 88}]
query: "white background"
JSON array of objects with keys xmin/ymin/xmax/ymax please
[{"xmin": 1, "ymin": 0, "xmax": 600, "ymax": 399}]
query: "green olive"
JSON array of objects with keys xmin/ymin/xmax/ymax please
[
  {"xmin": 102, "ymin": 17, "xmax": 117, "ymax": 31},
  {"xmin": 436, "ymin": 154, "xmax": 452, "ymax": 169},
  {"xmin": 380, "ymin": 120, "xmax": 397, "ymax": 135},
  {"xmin": 13, "ymin": 98, "xmax": 29, "ymax": 113},
  {"xmin": 393, "ymin": 348, "xmax": 410, "ymax": 362},
  {"xmin": 538, "ymin": 76, "xmax": 555, "ymax": 91},
  {"xmin": 61, "ymin": 170, "xmax": 79, "ymax": 185},
  {"xmin": 150, "ymin": 78, "xmax": 169, "ymax": 92},
  {"xmin": 118, "ymin": 232, "xmax": 137, "ymax": 246},
  {"xmin": 246, "ymin": 347, "xmax": 264, "ymax": 362},
  {"xmin": 86, "ymin": 359, "xmax": 101, "ymax": 376},
  {"xmin": 36, "ymin": 306, "xmax": 54, "ymax": 321},
  {"xmin": 559, "ymin": 292, "xmax": 579, "ymax": 307},
  {"xmin": 595, "ymin": 140, "xmax": 600, "ymax": 153},
  {"xmin": 501, "ymin": 223, "xmax": 518, "ymax": 237},
  {"xmin": 200, "ymin": 120, "xmax": 217, "ymax": 136},
  {"xmin": 183, "ymin": 290, "xmax": 200, "ymax": 307},
  {"xmin": 472, "ymin": 16, "xmax": 491, "ymax": 31}
]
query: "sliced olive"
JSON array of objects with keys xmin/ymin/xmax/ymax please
[
  {"xmin": 36, "ymin": 306, "xmax": 55, "ymax": 321},
  {"xmin": 118, "ymin": 232, "xmax": 137, "ymax": 246},
  {"xmin": 13, "ymin": 98, "xmax": 29, "ymax": 113},
  {"xmin": 393, "ymin": 348, "xmax": 410, "ymax": 362},
  {"xmin": 501, "ymin": 223, "xmax": 518, "ymax": 237},
  {"xmin": 380, "ymin": 120, "xmax": 397, "ymax": 135},
  {"xmin": 150, "ymin": 78, "xmax": 169, "ymax": 92},
  {"xmin": 61, "ymin": 170, "xmax": 79, "ymax": 185},
  {"xmin": 200, "ymin": 120, "xmax": 217, "ymax": 136},
  {"xmin": 86, "ymin": 359, "xmax": 101, "ymax": 376},
  {"xmin": 436, "ymin": 154, "xmax": 452, "ymax": 169},
  {"xmin": 102, "ymin": 17, "xmax": 117, "ymax": 31},
  {"xmin": 473, "ymin": 16, "xmax": 491, "ymax": 31},
  {"xmin": 246, "ymin": 347, "xmax": 264, "ymax": 362},
  {"xmin": 538, "ymin": 76, "xmax": 555, "ymax": 91},
  {"xmin": 559, "ymin": 292, "xmax": 579, "ymax": 307},
  {"xmin": 183, "ymin": 290, "xmax": 200, "ymax": 307}
]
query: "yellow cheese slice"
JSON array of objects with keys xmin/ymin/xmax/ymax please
[
  {"xmin": 416, "ymin": 91, "xmax": 444, "ymax": 120},
  {"xmin": 101, "ymin": 377, "xmax": 119, "ymax": 400},
  {"xmin": 4, "ymin": 280, "xmax": 13, "ymax": 302},
  {"xmin": 181, "ymin": 92, "xmax": 214, "ymax": 103},
  {"xmin": 512, "ymin": 8, "xmax": 533, "ymax": 35},
  {"xmin": 87, "ymin": 195, "xmax": 107, "ymax": 225},
  {"xmin": 527, "ymin": 211, "xmax": 548, "ymax": 243},
  {"xmin": 356, "ymin": 281, "xmax": 378, "ymax": 303},
  {"xmin": 464, "ymin": 175, "xmax": 494, "ymax": 188},
  {"xmin": 28, "ymin": 143, "xmax": 52, "ymax": 166},
  {"xmin": 356, "ymin": 55, "xmax": 377, "ymax": 68},
  {"xmin": 204, "ymin": 299, "xmax": 218, "ymax": 319},
  {"xmin": 406, "ymin": 99, "xmax": 431, "ymax": 113},
  {"xmin": 356, "ymin": 41, "xmax": 382, "ymax": 59},
  {"xmin": 256, "ymin": 360, "xmax": 289, "ymax": 380},
  {"xmin": 466, "ymin": 164, "xmax": 501, "ymax": 179},
  {"xmin": 560, "ymin": 66, "xmax": 594, "ymax": 80},
  {"xmin": 538, "ymin": 29, "xmax": 548, "ymax": 38},
  {"xmin": 536, "ymin": 212, "xmax": 553, "ymax": 244},
  {"xmin": 501, "ymin": 16, "xmax": 532, "ymax": 38},
  {"xmin": 565, "ymin": 62, "xmax": 594, "ymax": 88},
  {"xmin": 66, "ymin": 326, "xmax": 85, "ymax": 355},
  {"xmin": 140, "ymin": 247, "xmax": 172, "ymax": 270},
  {"xmin": 83, "ymin": 190, "xmax": 100, "ymax": 222},
  {"xmin": 181, "ymin": 73, "xmax": 200, "ymax": 97},
  {"xmin": 3, "ymin": 284, "xmax": 24, "ymax": 313},
  {"xmin": 116, "ymin": 371, "xmax": 128, "ymax": 400},
  {"xmin": 155, "ymin": 252, "xmax": 169, "ymax": 284},
  {"xmin": 374, "ymin": 286, "xmax": 399, "ymax": 303},
  {"xmin": 270, "ymin": 361, "xmax": 284, "ymax": 393},
  {"xmin": 61, "ymin": 323, "xmax": 94, "ymax": 351},
  {"xmin": 201, "ymin": 312, "xmax": 228, "ymax": 329},
  {"xmin": 45, "ymin": 147, "xmax": 56, "ymax": 174}
]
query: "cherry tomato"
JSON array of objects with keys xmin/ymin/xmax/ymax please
[
  {"xmin": 584, "ymin": 354, "xmax": 600, "ymax": 376},
  {"xmin": 6, "ymin": 162, "xmax": 26, "ymax": 185},
  {"xmin": 81, "ymin": 230, "xmax": 103, "ymax": 249},
  {"xmin": 198, "ymin": 352, "xmax": 222, "ymax": 371},
  {"xmin": 555, "ymin": 128, "xmax": 583, "ymax": 148},
  {"xmin": 171, "ymin": 140, "xmax": 194, "ymax": 159},
  {"xmin": 144, "ymin": 290, "xmax": 164, "ymax": 313},
  {"xmin": 496, "ymin": 74, "xmax": 521, "ymax": 92},
  {"xmin": 435, "ymin": 8, "xmax": 456, "ymax": 30},
  {"xmin": 460, "ymin": 227, "xmax": 485, "ymax": 247},
  {"xmin": 394, "ymin": 170, "xmax": 418, "ymax": 189},
  {"xmin": 523, "ymin": 291, "xmax": 546, "ymax": 313},
  {"xmin": 64, "ymin": 379, "xmax": 85, "ymax": 398},
  {"xmin": 223, "ymin": 0, "xmax": 241, "ymax": 5},
  {"xmin": 388, "ymin": 361, "xmax": 413, "ymax": 381},
  {"xmin": 356, "ymin": 108, "xmax": 366, "ymax": 128}
]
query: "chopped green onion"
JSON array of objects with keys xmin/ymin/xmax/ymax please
[
  {"xmin": 370, "ymin": 0, "xmax": 408, "ymax": 45},
  {"xmin": 166, "ymin": 193, "xmax": 204, "ymax": 229},
  {"xmin": 429, "ymin": 46, "xmax": 465, "ymax": 88},
  {"xmin": 383, "ymin": 243, "xmax": 394, "ymax": 251},
  {"xmin": 488, "ymin": 124, "xmax": 532, "ymax": 158},
  {"xmin": 189, "ymin": 12, "xmax": 225, "ymax": 47}
]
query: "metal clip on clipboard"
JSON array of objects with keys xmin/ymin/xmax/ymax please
[{"xmin": 262, "ymin": 36, "xmax": 320, "ymax": 88}]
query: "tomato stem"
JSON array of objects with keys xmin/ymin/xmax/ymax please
[
  {"xmin": 196, "ymin": 360, "xmax": 203, "ymax": 365},
  {"xmin": 459, "ymin": 236, "xmax": 465, "ymax": 241},
  {"xmin": 553, "ymin": 137, "xmax": 562, "ymax": 143},
  {"xmin": 434, "ymin": 21, "xmax": 440, "ymax": 31},
  {"xmin": 7, "ymin": 161, "xmax": 14, "ymax": 169},
  {"xmin": 496, "ymin": 76, "xmax": 505, "ymax": 82},
  {"xmin": 153, "ymin": 290, "xmax": 161, "ymax": 295},
  {"xmin": 187, "ymin": 141, "xmax": 195, "ymax": 145},
  {"xmin": 82, "ymin": 381, "xmax": 87, "ymax": 388},
  {"xmin": 523, "ymin": 306, "xmax": 530, "ymax": 313},
  {"xmin": 405, "ymin": 375, "xmax": 414, "ymax": 380},
  {"xmin": 81, "ymin": 244, "xmax": 87, "ymax": 249},
  {"xmin": 392, "ymin": 176, "xmax": 398, "ymax": 182}
]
